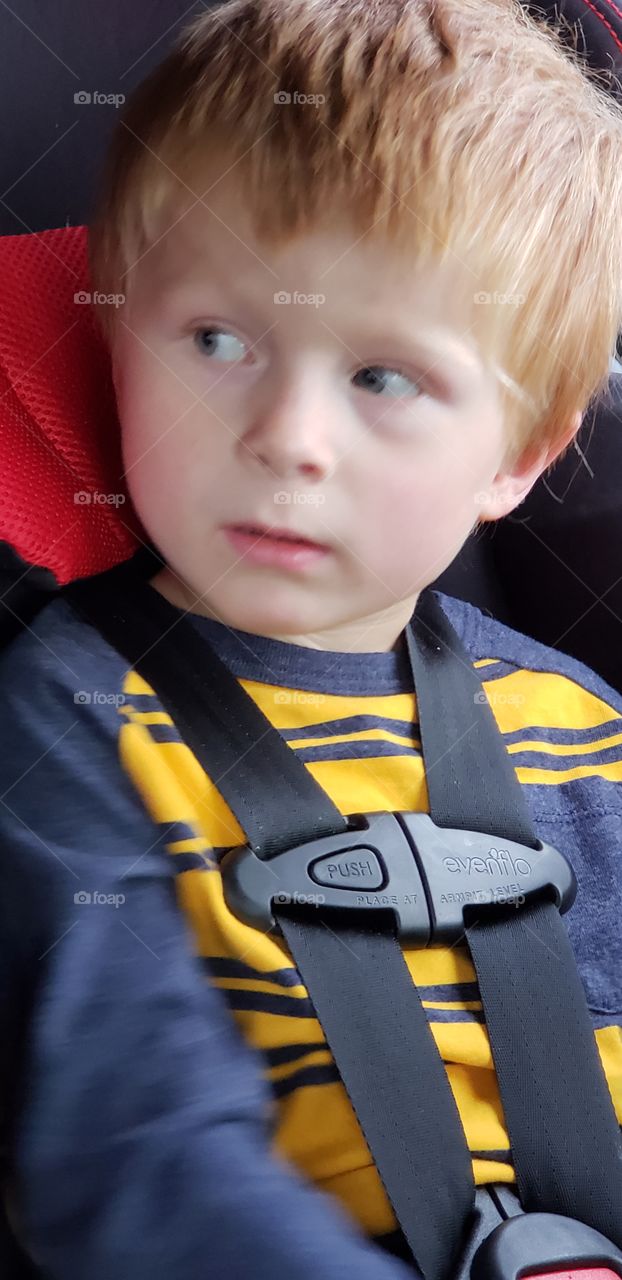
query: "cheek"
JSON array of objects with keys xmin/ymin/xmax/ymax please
[
  {"xmin": 117, "ymin": 359, "xmax": 214, "ymax": 507},
  {"xmin": 356, "ymin": 449, "xmax": 484, "ymax": 581},
  {"xmin": 371, "ymin": 452, "xmax": 474, "ymax": 526},
  {"xmin": 120, "ymin": 365, "xmax": 186, "ymax": 455},
  {"xmin": 118, "ymin": 416, "xmax": 186, "ymax": 565}
]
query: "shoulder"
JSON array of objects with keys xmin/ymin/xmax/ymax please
[
  {"xmin": 433, "ymin": 592, "xmax": 622, "ymax": 1017},
  {"xmin": 0, "ymin": 592, "xmax": 142, "ymax": 786},
  {"xmin": 433, "ymin": 588, "xmax": 622, "ymax": 718},
  {"xmin": 0, "ymin": 593, "xmax": 131, "ymax": 709},
  {"xmin": 0, "ymin": 595, "xmax": 158, "ymax": 890}
]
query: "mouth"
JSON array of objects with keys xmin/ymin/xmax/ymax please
[{"xmin": 225, "ymin": 522, "xmax": 328, "ymax": 551}]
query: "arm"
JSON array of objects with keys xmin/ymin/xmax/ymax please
[{"xmin": 0, "ymin": 607, "xmax": 418, "ymax": 1280}]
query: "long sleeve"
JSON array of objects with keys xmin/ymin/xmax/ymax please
[{"xmin": 0, "ymin": 603, "xmax": 417, "ymax": 1280}]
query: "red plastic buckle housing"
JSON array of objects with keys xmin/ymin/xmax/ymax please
[
  {"xmin": 470, "ymin": 1214, "xmax": 622, "ymax": 1280},
  {"xmin": 527, "ymin": 1271, "xmax": 621, "ymax": 1280}
]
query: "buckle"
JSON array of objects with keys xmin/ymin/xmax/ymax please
[
  {"xmin": 471, "ymin": 1213, "xmax": 622, "ymax": 1280},
  {"xmin": 220, "ymin": 811, "xmax": 576, "ymax": 944}
]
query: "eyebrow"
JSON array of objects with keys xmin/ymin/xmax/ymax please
[
  {"xmin": 166, "ymin": 274, "xmax": 482, "ymax": 372},
  {"xmin": 363, "ymin": 326, "xmax": 483, "ymax": 377}
]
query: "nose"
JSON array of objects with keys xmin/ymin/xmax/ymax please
[{"xmin": 238, "ymin": 379, "xmax": 336, "ymax": 482}]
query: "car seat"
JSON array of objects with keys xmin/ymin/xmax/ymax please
[
  {"xmin": 1, "ymin": 0, "xmax": 621, "ymax": 685},
  {"xmin": 0, "ymin": 0, "xmax": 621, "ymax": 686}
]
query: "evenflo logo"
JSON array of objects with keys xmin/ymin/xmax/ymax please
[{"xmin": 443, "ymin": 848, "xmax": 531, "ymax": 877}]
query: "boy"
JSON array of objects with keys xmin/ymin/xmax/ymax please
[{"xmin": 1, "ymin": 0, "xmax": 622, "ymax": 1275}]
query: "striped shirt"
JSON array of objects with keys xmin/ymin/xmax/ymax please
[{"xmin": 0, "ymin": 585, "xmax": 620, "ymax": 1278}]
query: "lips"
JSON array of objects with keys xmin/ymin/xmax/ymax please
[{"xmin": 227, "ymin": 522, "xmax": 327, "ymax": 550}]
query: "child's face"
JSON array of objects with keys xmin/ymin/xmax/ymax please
[{"xmin": 112, "ymin": 172, "xmax": 553, "ymax": 651}]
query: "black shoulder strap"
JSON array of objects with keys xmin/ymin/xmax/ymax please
[
  {"xmin": 64, "ymin": 561, "xmax": 622, "ymax": 1276},
  {"xmin": 407, "ymin": 593, "xmax": 622, "ymax": 1244},
  {"xmin": 65, "ymin": 560, "xmax": 475, "ymax": 1280}
]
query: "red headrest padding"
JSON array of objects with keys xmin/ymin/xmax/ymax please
[{"xmin": 0, "ymin": 226, "xmax": 145, "ymax": 584}]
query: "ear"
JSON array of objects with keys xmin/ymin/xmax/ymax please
[{"xmin": 477, "ymin": 411, "xmax": 583, "ymax": 523}]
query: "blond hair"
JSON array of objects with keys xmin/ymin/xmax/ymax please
[{"xmin": 88, "ymin": 0, "xmax": 622, "ymax": 459}]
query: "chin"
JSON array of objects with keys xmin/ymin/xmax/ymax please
[
  {"xmin": 202, "ymin": 587, "xmax": 324, "ymax": 639},
  {"xmin": 154, "ymin": 562, "xmax": 333, "ymax": 638}
]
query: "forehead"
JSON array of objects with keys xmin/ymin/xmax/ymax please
[{"xmin": 132, "ymin": 170, "xmax": 478, "ymax": 337}]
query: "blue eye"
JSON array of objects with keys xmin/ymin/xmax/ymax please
[
  {"xmin": 194, "ymin": 327, "xmax": 247, "ymax": 362},
  {"xmin": 353, "ymin": 365, "xmax": 422, "ymax": 399},
  {"xmin": 193, "ymin": 329, "xmax": 423, "ymax": 399}
]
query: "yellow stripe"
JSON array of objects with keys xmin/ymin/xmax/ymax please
[
  {"xmin": 289, "ymin": 728, "xmax": 419, "ymax": 750},
  {"xmin": 231, "ymin": 1009, "xmax": 321, "ymax": 1040},
  {"xmin": 166, "ymin": 836, "xmax": 213, "ymax": 854},
  {"xmin": 404, "ymin": 946, "xmax": 476, "ymax": 987},
  {"xmin": 478, "ymin": 669, "xmax": 622, "ymax": 735},
  {"xmin": 243, "ymin": 682, "xmax": 418, "ymax": 726},
  {"xmin": 422, "ymin": 1001, "xmax": 482, "ymax": 1012},
  {"xmin": 120, "ymin": 671, "xmax": 158, "ymax": 697},
  {"xmin": 507, "ymin": 731, "xmax": 622, "ymax": 758},
  {"xmin": 596, "ymin": 1026, "xmax": 622, "ymax": 1123},
  {"xmin": 117, "ymin": 665, "xmax": 622, "ymax": 1243},
  {"xmin": 269, "ymin": 1049, "xmax": 333, "ymax": 1083},
  {"xmin": 472, "ymin": 1158, "xmax": 514, "ymax": 1184},
  {"xmin": 213, "ymin": 977, "xmax": 308, "ymax": 997},
  {"xmin": 313, "ymin": 1163, "xmax": 399, "ymax": 1237}
]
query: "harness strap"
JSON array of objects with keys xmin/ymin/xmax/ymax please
[
  {"xmin": 409, "ymin": 590, "xmax": 622, "ymax": 1247},
  {"xmin": 65, "ymin": 559, "xmax": 622, "ymax": 1277},
  {"xmin": 65, "ymin": 561, "xmax": 475, "ymax": 1280}
]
